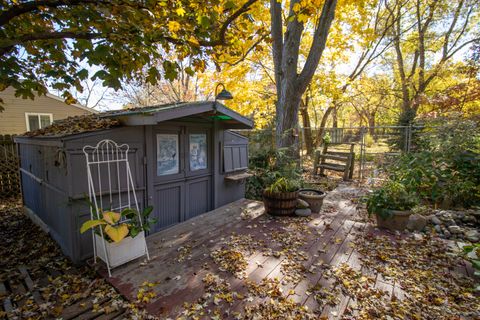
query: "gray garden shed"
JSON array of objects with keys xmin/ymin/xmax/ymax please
[{"xmin": 15, "ymin": 101, "xmax": 253, "ymax": 263}]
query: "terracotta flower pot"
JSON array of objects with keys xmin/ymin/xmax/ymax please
[
  {"xmin": 299, "ymin": 189, "xmax": 326, "ymax": 213},
  {"xmin": 262, "ymin": 190, "xmax": 299, "ymax": 216},
  {"xmin": 375, "ymin": 209, "xmax": 412, "ymax": 231}
]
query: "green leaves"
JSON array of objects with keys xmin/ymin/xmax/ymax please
[
  {"xmin": 388, "ymin": 121, "xmax": 480, "ymax": 208},
  {"xmin": 1, "ymin": 0, "xmax": 263, "ymax": 106},
  {"xmin": 366, "ymin": 180, "xmax": 418, "ymax": 218},
  {"xmin": 146, "ymin": 67, "xmax": 160, "ymax": 85},
  {"xmin": 163, "ymin": 61, "xmax": 179, "ymax": 81},
  {"xmin": 80, "ymin": 206, "xmax": 156, "ymax": 243}
]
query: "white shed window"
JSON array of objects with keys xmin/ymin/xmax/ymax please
[
  {"xmin": 189, "ymin": 134, "xmax": 207, "ymax": 171},
  {"xmin": 25, "ymin": 113, "xmax": 53, "ymax": 131}
]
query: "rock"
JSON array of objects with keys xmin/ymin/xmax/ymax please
[
  {"xmin": 438, "ymin": 211, "xmax": 453, "ymax": 221},
  {"xmin": 297, "ymin": 198, "xmax": 309, "ymax": 209},
  {"xmin": 455, "ymin": 211, "xmax": 465, "ymax": 220},
  {"xmin": 412, "ymin": 233, "xmax": 424, "ymax": 241},
  {"xmin": 431, "ymin": 216, "xmax": 442, "ymax": 225},
  {"xmin": 434, "ymin": 225, "xmax": 442, "ymax": 233},
  {"xmin": 462, "ymin": 215, "xmax": 477, "ymax": 224},
  {"xmin": 295, "ymin": 208, "xmax": 312, "ymax": 217},
  {"xmin": 407, "ymin": 214, "xmax": 427, "ymax": 232},
  {"xmin": 464, "ymin": 230, "xmax": 479, "ymax": 242},
  {"xmin": 448, "ymin": 225, "xmax": 462, "ymax": 234},
  {"xmin": 444, "ymin": 219, "xmax": 456, "ymax": 227},
  {"xmin": 444, "ymin": 230, "xmax": 451, "ymax": 238}
]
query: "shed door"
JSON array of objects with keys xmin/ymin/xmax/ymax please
[{"xmin": 147, "ymin": 125, "xmax": 212, "ymax": 232}]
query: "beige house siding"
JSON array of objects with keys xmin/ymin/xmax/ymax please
[{"xmin": 0, "ymin": 87, "xmax": 95, "ymax": 135}]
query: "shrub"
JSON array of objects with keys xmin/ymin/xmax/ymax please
[
  {"xmin": 366, "ymin": 180, "xmax": 418, "ymax": 219},
  {"xmin": 246, "ymin": 147, "xmax": 303, "ymax": 200},
  {"xmin": 364, "ymin": 133, "xmax": 374, "ymax": 147},
  {"xmin": 387, "ymin": 118, "xmax": 480, "ymax": 207},
  {"xmin": 265, "ymin": 177, "xmax": 300, "ymax": 193}
]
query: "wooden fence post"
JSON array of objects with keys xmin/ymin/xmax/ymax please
[{"xmin": 0, "ymin": 134, "xmax": 21, "ymax": 199}]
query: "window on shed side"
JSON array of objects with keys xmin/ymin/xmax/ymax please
[{"xmin": 25, "ymin": 113, "xmax": 53, "ymax": 131}]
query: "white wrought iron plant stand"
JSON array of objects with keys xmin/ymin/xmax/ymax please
[{"xmin": 83, "ymin": 139, "xmax": 149, "ymax": 277}]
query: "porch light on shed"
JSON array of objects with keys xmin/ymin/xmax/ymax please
[{"xmin": 214, "ymin": 83, "xmax": 233, "ymax": 101}]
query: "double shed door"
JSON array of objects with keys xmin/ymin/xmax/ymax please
[{"xmin": 147, "ymin": 124, "xmax": 213, "ymax": 233}]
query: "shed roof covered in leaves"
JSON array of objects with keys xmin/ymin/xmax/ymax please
[{"xmin": 19, "ymin": 101, "xmax": 253, "ymax": 138}]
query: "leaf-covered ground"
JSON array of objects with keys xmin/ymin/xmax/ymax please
[
  {"xmin": 0, "ymin": 201, "xmax": 153, "ymax": 319},
  {"xmin": 103, "ymin": 185, "xmax": 479, "ymax": 319},
  {"xmin": 172, "ymin": 199, "xmax": 479, "ymax": 319},
  {"xmin": 1, "ymin": 185, "xmax": 479, "ymax": 319}
]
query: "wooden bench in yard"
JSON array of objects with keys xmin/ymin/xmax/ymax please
[{"xmin": 313, "ymin": 143, "xmax": 355, "ymax": 181}]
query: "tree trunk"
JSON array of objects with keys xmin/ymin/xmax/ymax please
[
  {"xmin": 270, "ymin": 0, "xmax": 338, "ymax": 157},
  {"xmin": 299, "ymin": 98, "xmax": 314, "ymax": 156},
  {"xmin": 276, "ymin": 88, "xmax": 302, "ymax": 156},
  {"xmin": 368, "ymin": 114, "xmax": 375, "ymax": 136},
  {"xmin": 332, "ymin": 107, "xmax": 338, "ymax": 128},
  {"xmin": 315, "ymin": 105, "xmax": 334, "ymax": 148}
]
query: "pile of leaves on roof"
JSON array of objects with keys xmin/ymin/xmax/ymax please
[
  {"xmin": 23, "ymin": 114, "xmax": 120, "ymax": 137},
  {"xmin": 0, "ymin": 201, "xmax": 155, "ymax": 319}
]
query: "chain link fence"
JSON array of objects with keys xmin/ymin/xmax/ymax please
[{"xmin": 235, "ymin": 126, "xmax": 417, "ymax": 183}]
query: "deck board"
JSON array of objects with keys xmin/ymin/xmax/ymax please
[
  {"xmin": 95, "ymin": 185, "xmax": 477, "ymax": 318},
  {"xmin": 100, "ymin": 186, "xmax": 367, "ymax": 317}
]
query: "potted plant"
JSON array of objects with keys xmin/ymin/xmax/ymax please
[
  {"xmin": 80, "ymin": 206, "xmax": 156, "ymax": 268},
  {"xmin": 299, "ymin": 189, "xmax": 327, "ymax": 213},
  {"xmin": 263, "ymin": 177, "xmax": 300, "ymax": 216},
  {"xmin": 366, "ymin": 181, "xmax": 418, "ymax": 231}
]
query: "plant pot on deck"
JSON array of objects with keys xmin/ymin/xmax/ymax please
[
  {"xmin": 94, "ymin": 231, "xmax": 147, "ymax": 268},
  {"xmin": 375, "ymin": 210, "xmax": 412, "ymax": 231},
  {"xmin": 299, "ymin": 189, "xmax": 327, "ymax": 213},
  {"xmin": 262, "ymin": 190, "xmax": 299, "ymax": 216}
]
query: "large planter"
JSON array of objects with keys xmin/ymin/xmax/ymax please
[
  {"xmin": 299, "ymin": 189, "xmax": 326, "ymax": 213},
  {"xmin": 95, "ymin": 231, "xmax": 147, "ymax": 268},
  {"xmin": 375, "ymin": 210, "xmax": 412, "ymax": 231},
  {"xmin": 263, "ymin": 190, "xmax": 299, "ymax": 216}
]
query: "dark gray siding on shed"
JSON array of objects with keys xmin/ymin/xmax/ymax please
[
  {"xmin": 19, "ymin": 142, "xmax": 73, "ymax": 257},
  {"xmin": 223, "ymin": 131, "xmax": 248, "ymax": 173},
  {"xmin": 17, "ymin": 109, "xmax": 251, "ymax": 264},
  {"xmin": 213, "ymin": 128, "xmax": 248, "ymax": 208},
  {"xmin": 64, "ymin": 127, "xmax": 146, "ymax": 261}
]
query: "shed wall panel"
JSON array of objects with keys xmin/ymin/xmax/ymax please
[
  {"xmin": 153, "ymin": 184, "xmax": 183, "ymax": 232},
  {"xmin": 65, "ymin": 127, "xmax": 147, "ymax": 262},
  {"xmin": 214, "ymin": 129, "xmax": 248, "ymax": 208},
  {"xmin": 66, "ymin": 127, "xmax": 146, "ymax": 199},
  {"xmin": 186, "ymin": 177, "xmax": 211, "ymax": 219}
]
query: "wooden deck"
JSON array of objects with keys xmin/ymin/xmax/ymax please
[
  {"xmin": 97, "ymin": 184, "xmax": 474, "ymax": 319},
  {"xmin": 97, "ymin": 184, "xmax": 357, "ymax": 318}
]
